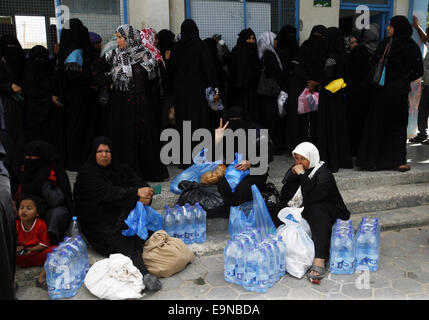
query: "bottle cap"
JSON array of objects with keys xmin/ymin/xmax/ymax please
[{"xmin": 72, "ymin": 216, "xmax": 77, "ymax": 221}]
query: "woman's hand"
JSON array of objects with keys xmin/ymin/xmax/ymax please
[
  {"xmin": 11, "ymin": 83, "xmax": 22, "ymax": 94},
  {"xmin": 215, "ymin": 118, "xmax": 229, "ymax": 145},
  {"xmin": 292, "ymin": 164, "xmax": 305, "ymax": 175},
  {"xmin": 165, "ymin": 50, "xmax": 171, "ymax": 60},
  {"xmin": 52, "ymin": 96, "xmax": 63, "ymax": 107},
  {"xmin": 138, "ymin": 187, "xmax": 154, "ymax": 205},
  {"xmin": 235, "ymin": 160, "xmax": 251, "ymax": 171},
  {"xmin": 307, "ymin": 80, "xmax": 319, "ymax": 93}
]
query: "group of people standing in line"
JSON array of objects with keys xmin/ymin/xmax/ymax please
[{"xmin": 0, "ymin": 14, "xmax": 426, "ymax": 299}]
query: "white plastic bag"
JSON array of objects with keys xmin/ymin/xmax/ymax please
[
  {"xmin": 277, "ymin": 207, "xmax": 315, "ymax": 279},
  {"xmin": 84, "ymin": 253, "xmax": 145, "ymax": 300}
]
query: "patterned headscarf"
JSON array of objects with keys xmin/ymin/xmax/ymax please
[
  {"xmin": 140, "ymin": 27, "xmax": 165, "ymax": 69},
  {"xmin": 257, "ymin": 31, "xmax": 283, "ymax": 70},
  {"xmin": 105, "ymin": 24, "xmax": 157, "ymax": 91}
]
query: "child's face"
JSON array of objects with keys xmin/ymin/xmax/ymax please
[{"xmin": 18, "ymin": 199, "xmax": 38, "ymax": 223}]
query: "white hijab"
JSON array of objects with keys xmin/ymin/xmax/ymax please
[
  {"xmin": 257, "ymin": 31, "xmax": 283, "ymax": 70},
  {"xmin": 287, "ymin": 142, "xmax": 325, "ymax": 208}
]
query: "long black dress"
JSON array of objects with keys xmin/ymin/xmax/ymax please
[
  {"xmin": 73, "ymin": 137, "xmax": 151, "ymax": 276},
  {"xmin": 315, "ymin": 27, "xmax": 353, "ymax": 173},
  {"xmin": 22, "ymin": 45, "xmax": 66, "ymax": 162},
  {"xmin": 227, "ymin": 28, "xmax": 261, "ymax": 123},
  {"xmin": 56, "ymin": 19, "xmax": 96, "ymax": 171},
  {"xmin": 277, "ymin": 164, "xmax": 350, "ymax": 259},
  {"xmin": 171, "ymin": 19, "xmax": 218, "ymax": 142},
  {"xmin": 285, "ymin": 26, "xmax": 327, "ymax": 154},
  {"xmin": 0, "ymin": 35, "xmax": 26, "ymax": 151},
  {"xmin": 357, "ymin": 16, "xmax": 424, "ymax": 170}
]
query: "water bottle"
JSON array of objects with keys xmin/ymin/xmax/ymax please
[
  {"xmin": 195, "ymin": 203, "xmax": 206, "ymax": 243},
  {"xmin": 246, "ymin": 227, "xmax": 262, "ymax": 244},
  {"xmin": 65, "ymin": 216, "xmax": 81, "ymax": 238},
  {"xmin": 45, "ymin": 251, "xmax": 59, "ymax": 299},
  {"xmin": 48, "ymin": 249, "xmax": 76, "ymax": 299},
  {"xmin": 243, "ymin": 246, "xmax": 258, "ymax": 292},
  {"xmin": 356, "ymin": 225, "xmax": 379, "ymax": 272},
  {"xmin": 174, "ymin": 205, "xmax": 186, "ymax": 241},
  {"xmin": 63, "ymin": 244, "xmax": 80, "ymax": 289},
  {"xmin": 262, "ymin": 242, "xmax": 276, "ymax": 286},
  {"xmin": 224, "ymin": 240, "xmax": 237, "ymax": 284},
  {"xmin": 254, "ymin": 248, "xmax": 270, "ymax": 293},
  {"xmin": 234, "ymin": 243, "xmax": 246, "ymax": 286},
  {"xmin": 161, "ymin": 205, "xmax": 170, "ymax": 222},
  {"xmin": 63, "ymin": 239, "xmax": 82, "ymax": 283},
  {"xmin": 163, "ymin": 208, "xmax": 176, "ymax": 237},
  {"xmin": 329, "ymin": 229, "xmax": 355, "ymax": 274},
  {"xmin": 75, "ymin": 235, "xmax": 90, "ymax": 274},
  {"xmin": 276, "ymin": 236, "xmax": 286, "ymax": 278},
  {"xmin": 184, "ymin": 203, "xmax": 196, "ymax": 244}
]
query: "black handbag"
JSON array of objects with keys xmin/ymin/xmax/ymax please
[
  {"xmin": 257, "ymin": 54, "xmax": 281, "ymax": 97},
  {"xmin": 367, "ymin": 38, "xmax": 392, "ymax": 87},
  {"xmin": 99, "ymin": 86, "xmax": 110, "ymax": 107}
]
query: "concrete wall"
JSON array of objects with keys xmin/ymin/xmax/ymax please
[
  {"xmin": 393, "ymin": 0, "xmax": 409, "ymax": 17},
  {"xmin": 169, "ymin": 0, "xmax": 185, "ymax": 35},
  {"xmin": 128, "ymin": 0, "xmax": 170, "ymax": 32},
  {"xmin": 299, "ymin": 0, "xmax": 340, "ymax": 45}
]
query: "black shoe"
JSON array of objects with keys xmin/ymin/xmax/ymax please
[
  {"xmin": 409, "ymin": 136, "xmax": 427, "ymax": 143},
  {"xmin": 421, "ymin": 139, "xmax": 429, "ymax": 145}
]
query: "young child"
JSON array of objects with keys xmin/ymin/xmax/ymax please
[{"xmin": 16, "ymin": 194, "xmax": 57, "ymax": 290}]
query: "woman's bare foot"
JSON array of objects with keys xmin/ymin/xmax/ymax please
[{"xmin": 309, "ymin": 258, "xmax": 326, "ymax": 277}]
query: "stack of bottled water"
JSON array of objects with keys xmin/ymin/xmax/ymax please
[
  {"xmin": 45, "ymin": 216, "xmax": 90, "ymax": 300},
  {"xmin": 355, "ymin": 217, "xmax": 380, "ymax": 272},
  {"xmin": 329, "ymin": 219, "xmax": 356, "ymax": 275},
  {"xmin": 162, "ymin": 202, "xmax": 206, "ymax": 244},
  {"xmin": 224, "ymin": 228, "xmax": 285, "ymax": 293}
]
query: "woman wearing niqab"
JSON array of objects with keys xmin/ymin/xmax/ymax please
[{"xmin": 357, "ymin": 16, "xmax": 423, "ymax": 171}]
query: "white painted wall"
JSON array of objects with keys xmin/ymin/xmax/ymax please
[
  {"xmin": 169, "ymin": 0, "xmax": 185, "ymax": 35},
  {"xmin": 128, "ymin": 0, "xmax": 170, "ymax": 32},
  {"xmin": 393, "ymin": 0, "xmax": 409, "ymax": 17},
  {"xmin": 299, "ymin": 0, "xmax": 340, "ymax": 45}
]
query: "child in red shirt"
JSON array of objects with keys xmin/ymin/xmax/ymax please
[{"xmin": 16, "ymin": 194, "xmax": 57, "ymax": 290}]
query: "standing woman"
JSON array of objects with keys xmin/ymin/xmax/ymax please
[
  {"xmin": 227, "ymin": 28, "xmax": 261, "ymax": 123},
  {"xmin": 285, "ymin": 25, "xmax": 328, "ymax": 154},
  {"xmin": 357, "ymin": 16, "xmax": 423, "ymax": 172},
  {"xmin": 56, "ymin": 18, "xmax": 96, "ymax": 171},
  {"xmin": 104, "ymin": 24, "xmax": 168, "ymax": 181},
  {"xmin": 22, "ymin": 45, "xmax": 65, "ymax": 161},
  {"xmin": 0, "ymin": 35, "xmax": 27, "ymax": 150},
  {"xmin": 315, "ymin": 27, "xmax": 353, "ymax": 173},
  {"xmin": 170, "ymin": 19, "xmax": 218, "ymax": 165},
  {"xmin": 257, "ymin": 31, "xmax": 283, "ymax": 155}
]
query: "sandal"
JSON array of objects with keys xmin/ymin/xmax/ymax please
[
  {"xmin": 35, "ymin": 278, "xmax": 48, "ymax": 291},
  {"xmin": 306, "ymin": 265, "xmax": 328, "ymax": 283},
  {"xmin": 398, "ymin": 165, "xmax": 411, "ymax": 173}
]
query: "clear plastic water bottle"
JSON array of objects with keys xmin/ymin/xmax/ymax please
[
  {"xmin": 184, "ymin": 203, "xmax": 196, "ymax": 244},
  {"xmin": 262, "ymin": 242, "xmax": 276, "ymax": 286},
  {"xmin": 195, "ymin": 203, "xmax": 206, "ymax": 243},
  {"xmin": 243, "ymin": 246, "xmax": 258, "ymax": 292},
  {"xmin": 224, "ymin": 240, "xmax": 237, "ymax": 284},
  {"xmin": 65, "ymin": 216, "xmax": 81, "ymax": 238},
  {"xmin": 161, "ymin": 205, "xmax": 170, "ymax": 222},
  {"xmin": 48, "ymin": 249, "xmax": 77, "ymax": 299},
  {"xmin": 329, "ymin": 229, "xmax": 355, "ymax": 274},
  {"xmin": 163, "ymin": 208, "xmax": 176, "ymax": 237},
  {"xmin": 247, "ymin": 227, "xmax": 262, "ymax": 244},
  {"xmin": 45, "ymin": 251, "xmax": 59, "ymax": 299},
  {"xmin": 271, "ymin": 240, "xmax": 283, "ymax": 280},
  {"xmin": 276, "ymin": 236, "xmax": 286, "ymax": 278},
  {"xmin": 254, "ymin": 248, "xmax": 270, "ymax": 293},
  {"xmin": 356, "ymin": 224, "xmax": 379, "ymax": 272},
  {"xmin": 234, "ymin": 243, "xmax": 246, "ymax": 286},
  {"xmin": 75, "ymin": 235, "xmax": 90, "ymax": 274},
  {"xmin": 63, "ymin": 244, "xmax": 80, "ymax": 289},
  {"xmin": 174, "ymin": 205, "xmax": 186, "ymax": 241}
]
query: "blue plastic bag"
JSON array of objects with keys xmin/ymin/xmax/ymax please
[
  {"xmin": 122, "ymin": 202, "xmax": 163, "ymax": 240},
  {"xmin": 228, "ymin": 184, "xmax": 276, "ymax": 239},
  {"xmin": 224, "ymin": 153, "xmax": 250, "ymax": 192},
  {"xmin": 170, "ymin": 148, "xmax": 221, "ymax": 194}
]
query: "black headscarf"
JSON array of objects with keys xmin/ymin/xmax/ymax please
[
  {"xmin": 157, "ymin": 29, "xmax": 175, "ymax": 57},
  {"xmin": 325, "ymin": 27, "xmax": 346, "ymax": 64},
  {"xmin": 276, "ymin": 25, "xmax": 298, "ymax": 57},
  {"xmin": 360, "ymin": 23, "xmax": 381, "ymax": 54},
  {"xmin": 0, "ymin": 35, "xmax": 27, "ymax": 85},
  {"xmin": 388, "ymin": 16, "xmax": 414, "ymax": 64},
  {"xmin": 174, "ymin": 19, "xmax": 201, "ymax": 54},
  {"xmin": 20, "ymin": 141, "xmax": 74, "ymax": 213},
  {"xmin": 237, "ymin": 28, "xmax": 256, "ymax": 45},
  {"xmin": 0, "ymin": 131, "xmax": 19, "ymax": 196}
]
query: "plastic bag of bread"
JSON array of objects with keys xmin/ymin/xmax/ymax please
[{"xmin": 200, "ymin": 164, "xmax": 227, "ymax": 185}]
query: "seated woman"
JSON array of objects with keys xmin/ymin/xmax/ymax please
[
  {"xmin": 17, "ymin": 141, "xmax": 73, "ymax": 244},
  {"xmin": 73, "ymin": 136, "xmax": 162, "ymax": 291},
  {"xmin": 277, "ymin": 142, "xmax": 350, "ymax": 281},
  {"xmin": 217, "ymin": 106, "xmax": 273, "ymax": 216}
]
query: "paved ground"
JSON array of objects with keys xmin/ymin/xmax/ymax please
[{"xmin": 15, "ymin": 225, "xmax": 429, "ymax": 300}]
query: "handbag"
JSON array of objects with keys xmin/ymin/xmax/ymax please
[
  {"xmin": 99, "ymin": 86, "xmax": 110, "ymax": 107},
  {"xmin": 367, "ymin": 39, "xmax": 392, "ymax": 87},
  {"xmin": 257, "ymin": 54, "xmax": 281, "ymax": 97}
]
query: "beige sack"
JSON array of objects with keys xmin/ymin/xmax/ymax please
[{"xmin": 142, "ymin": 230, "xmax": 194, "ymax": 278}]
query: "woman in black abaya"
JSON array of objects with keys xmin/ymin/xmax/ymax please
[
  {"xmin": 0, "ymin": 35, "xmax": 27, "ymax": 150},
  {"xmin": 22, "ymin": 45, "xmax": 65, "ymax": 161},
  {"xmin": 315, "ymin": 27, "xmax": 353, "ymax": 173},
  {"xmin": 345, "ymin": 23, "xmax": 380, "ymax": 156},
  {"xmin": 102, "ymin": 24, "xmax": 168, "ymax": 182},
  {"xmin": 227, "ymin": 28, "xmax": 261, "ymax": 123},
  {"xmin": 73, "ymin": 136, "xmax": 162, "ymax": 291},
  {"xmin": 285, "ymin": 25, "xmax": 327, "ymax": 154},
  {"xmin": 357, "ymin": 16, "xmax": 423, "ymax": 172},
  {"xmin": 56, "ymin": 18, "xmax": 96, "ymax": 171}
]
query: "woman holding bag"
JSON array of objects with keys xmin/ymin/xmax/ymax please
[
  {"xmin": 276, "ymin": 142, "xmax": 350, "ymax": 281},
  {"xmin": 357, "ymin": 16, "xmax": 423, "ymax": 172}
]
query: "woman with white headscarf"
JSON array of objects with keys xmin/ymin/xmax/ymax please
[
  {"xmin": 98, "ymin": 24, "xmax": 168, "ymax": 182},
  {"xmin": 276, "ymin": 142, "xmax": 350, "ymax": 281},
  {"xmin": 257, "ymin": 31, "xmax": 284, "ymax": 155}
]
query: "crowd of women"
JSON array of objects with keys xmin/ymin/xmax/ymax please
[{"xmin": 0, "ymin": 14, "xmax": 425, "ymax": 299}]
